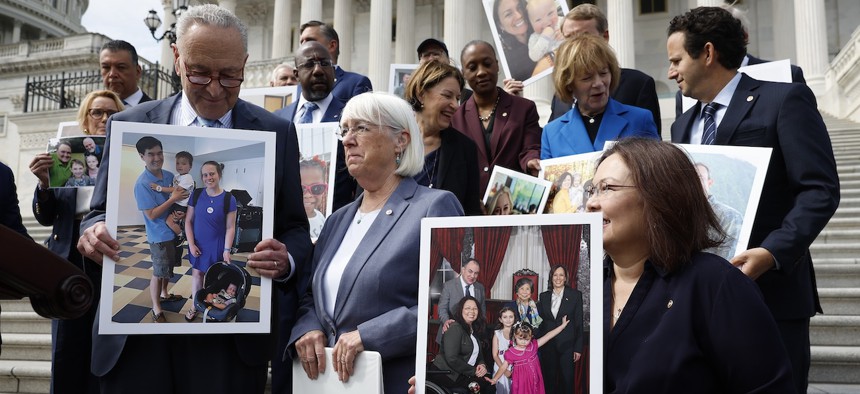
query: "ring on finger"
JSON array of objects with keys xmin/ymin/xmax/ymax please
[{"xmin": 274, "ymin": 260, "xmax": 279, "ymax": 268}]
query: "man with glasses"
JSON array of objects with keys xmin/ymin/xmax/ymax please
[
  {"xmin": 99, "ymin": 40, "xmax": 153, "ymax": 107},
  {"xmin": 299, "ymin": 20, "xmax": 372, "ymax": 104},
  {"xmin": 78, "ymin": 4, "xmax": 312, "ymax": 393}
]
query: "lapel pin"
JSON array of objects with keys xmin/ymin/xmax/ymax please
[
  {"xmin": 385, "ymin": 209, "xmax": 393, "ymax": 215},
  {"xmin": 667, "ymin": 299, "xmax": 674, "ymax": 309},
  {"xmin": 502, "ymin": 112, "xmax": 508, "ymax": 117},
  {"xmin": 746, "ymin": 95, "xmax": 754, "ymax": 102}
]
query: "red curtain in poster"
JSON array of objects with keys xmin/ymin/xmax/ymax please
[
  {"xmin": 541, "ymin": 225, "xmax": 583, "ymax": 286},
  {"xmin": 429, "ymin": 227, "xmax": 465, "ymax": 283},
  {"xmin": 472, "ymin": 226, "xmax": 512, "ymax": 299}
]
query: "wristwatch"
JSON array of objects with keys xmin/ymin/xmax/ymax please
[{"xmin": 156, "ymin": 185, "xmax": 163, "ymax": 192}]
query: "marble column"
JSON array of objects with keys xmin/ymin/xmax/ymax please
[
  {"xmin": 368, "ymin": 0, "xmax": 393, "ymax": 90},
  {"xmin": 395, "ymin": 0, "xmax": 416, "ymax": 63},
  {"xmin": 443, "ymin": 0, "xmax": 482, "ymax": 67},
  {"xmin": 333, "ymin": 0, "xmax": 354, "ymax": 70},
  {"xmin": 794, "ymin": 0, "xmax": 828, "ymax": 93},
  {"xmin": 160, "ymin": 0, "xmax": 175, "ymax": 71},
  {"xmin": 607, "ymin": 0, "xmax": 635, "ymax": 68},
  {"xmin": 219, "ymin": 0, "xmax": 236, "ymax": 14},
  {"xmin": 271, "ymin": 0, "xmax": 292, "ymax": 58},
  {"xmin": 12, "ymin": 20, "xmax": 22, "ymax": 43},
  {"xmin": 301, "ymin": 0, "xmax": 323, "ymax": 25},
  {"xmin": 524, "ymin": 77, "xmax": 554, "ymax": 127}
]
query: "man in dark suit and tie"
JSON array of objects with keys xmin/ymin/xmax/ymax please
[
  {"xmin": 435, "ymin": 259, "xmax": 486, "ymax": 344},
  {"xmin": 667, "ymin": 8, "xmax": 839, "ymax": 393},
  {"xmin": 99, "ymin": 40, "xmax": 153, "ymax": 107},
  {"xmin": 299, "ymin": 20, "xmax": 372, "ymax": 104},
  {"xmin": 77, "ymin": 4, "xmax": 311, "ymax": 393},
  {"xmin": 270, "ymin": 40, "xmax": 353, "ymax": 394},
  {"xmin": 548, "ymin": 4, "xmax": 661, "ymax": 131}
]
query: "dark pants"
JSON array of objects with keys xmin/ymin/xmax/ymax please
[
  {"xmin": 776, "ymin": 318, "xmax": 811, "ymax": 394},
  {"xmin": 51, "ymin": 224, "xmax": 101, "ymax": 394},
  {"xmin": 540, "ymin": 344, "xmax": 575, "ymax": 394},
  {"xmin": 99, "ymin": 335, "xmax": 268, "ymax": 394}
]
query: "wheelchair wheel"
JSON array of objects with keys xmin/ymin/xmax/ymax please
[{"xmin": 425, "ymin": 380, "xmax": 450, "ymax": 394}]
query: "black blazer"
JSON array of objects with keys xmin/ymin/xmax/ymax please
[
  {"xmin": 32, "ymin": 188, "xmax": 77, "ymax": 259},
  {"xmin": 1, "ymin": 162, "xmax": 30, "ymax": 239},
  {"xmin": 434, "ymin": 128, "xmax": 483, "ymax": 216},
  {"xmin": 671, "ymin": 74, "xmax": 839, "ymax": 320},
  {"xmin": 537, "ymin": 287, "xmax": 583, "ymax": 353},
  {"xmin": 550, "ymin": 68, "xmax": 661, "ymax": 131},
  {"xmin": 433, "ymin": 322, "xmax": 485, "ymax": 383}
]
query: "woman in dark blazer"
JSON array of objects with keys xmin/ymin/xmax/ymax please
[
  {"xmin": 430, "ymin": 296, "xmax": 491, "ymax": 391},
  {"xmin": 537, "ymin": 265, "xmax": 583, "ymax": 394},
  {"xmin": 588, "ymin": 138, "xmax": 794, "ymax": 393},
  {"xmin": 451, "ymin": 40, "xmax": 542, "ymax": 197},
  {"xmin": 404, "ymin": 61, "xmax": 482, "ymax": 215}
]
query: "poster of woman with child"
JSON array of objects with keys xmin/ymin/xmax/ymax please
[{"xmin": 483, "ymin": 0, "xmax": 569, "ymax": 85}]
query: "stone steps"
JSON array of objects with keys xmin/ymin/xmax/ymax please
[
  {"xmin": 0, "ymin": 312, "xmax": 51, "ymax": 335},
  {"xmin": 816, "ymin": 265, "xmax": 860, "ymax": 288},
  {"xmin": 810, "ymin": 242, "xmax": 860, "ymax": 259},
  {"xmin": 0, "ymin": 360, "xmax": 50, "ymax": 394},
  {"xmin": 810, "ymin": 346, "xmax": 860, "ymax": 385},
  {"xmin": 0, "ymin": 334, "xmax": 52, "ymax": 362},
  {"xmin": 811, "ymin": 316, "xmax": 860, "ymax": 346}
]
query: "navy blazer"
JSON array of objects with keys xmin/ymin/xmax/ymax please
[
  {"xmin": 537, "ymin": 287, "xmax": 583, "ymax": 353},
  {"xmin": 435, "ymin": 128, "xmax": 483, "ymax": 215},
  {"xmin": 541, "ymin": 98, "xmax": 658, "ymax": 159},
  {"xmin": 274, "ymin": 96, "xmax": 357, "ymax": 212},
  {"xmin": 451, "ymin": 89, "xmax": 542, "ymax": 197},
  {"xmin": 82, "ymin": 95, "xmax": 312, "ymax": 376},
  {"xmin": 289, "ymin": 177, "xmax": 463, "ymax": 393},
  {"xmin": 604, "ymin": 254, "xmax": 794, "ymax": 393},
  {"xmin": 550, "ymin": 68, "xmax": 662, "ymax": 131},
  {"xmin": 1, "ymin": 162, "xmax": 30, "ymax": 239},
  {"xmin": 671, "ymin": 74, "xmax": 839, "ymax": 320},
  {"xmin": 294, "ymin": 66, "xmax": 373, "ymax": 105}
]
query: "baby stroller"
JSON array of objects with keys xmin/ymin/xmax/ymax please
[{"xmin": 193, "ymin": 262, "xmax": 252, "ymax": 322}]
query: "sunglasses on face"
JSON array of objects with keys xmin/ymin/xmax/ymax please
[{"xmin": 302, "ymin": 183, "xmax": 327, "ymax": 195}]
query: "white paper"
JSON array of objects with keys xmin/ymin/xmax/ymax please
[{"xmin": 293, "ymin": 348, "xmax": 384, "ymax": 394}]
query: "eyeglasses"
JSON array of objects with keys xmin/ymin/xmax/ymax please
[
  {"xmin": 301, "ymin": 183, "xmax": 327, "ymax": 196},
  {"xmin": 583, "ymin": 181, "xmax": 637, "ymax": 200},
  {"xmin": 337, "ymin": 123, "xmax": 385, "ymax": 140},
  {"xmin": 184, "ymin": 61, "xmax": 244, "ymax": 88},
  {"xmin": 297, "ymin": 60, "xmax": 333, "ymax": 71},
  {"xmin": 88, "ymin": 108, "xmax": 118, "ymax": 119}
]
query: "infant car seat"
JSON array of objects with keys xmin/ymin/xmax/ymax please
[{"xmin": 193, "ymin": 261, "xmax": 252, "ymax": 322}]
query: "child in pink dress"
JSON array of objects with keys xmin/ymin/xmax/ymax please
[{"xmin": 486, "ymin": 317, "xmax": 569, "ymax": 394}]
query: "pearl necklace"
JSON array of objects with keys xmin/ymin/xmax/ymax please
[{"xmin": 478, "ymin": 91, "xmax": 501, "ymax": 122}]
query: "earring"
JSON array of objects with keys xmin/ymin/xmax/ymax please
[{"xmin": 395, "ymin": 151, "xmax": 402, "ymax": 166}]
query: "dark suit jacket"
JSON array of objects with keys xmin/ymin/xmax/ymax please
[
  {"xmin": 674, "ymin": 55, "xmax": 806, "ymax": 118},
  {"xmin": 435, "ymin": 276, "xmax": 486, "ymax": 344},
  {"xmin": 140, "ymin": 91, "xmax": 154, "ymax": 104},
  {"xmin": 332, "ymin": 66, "xmax": 372, "ymax": 103},
  {"xmin": 1, "ymin": 162, "xmax": 30, "ymax": 239},
  {"xmin": 434, "ymin": 128, "xmax": 483, "ymax": 215},
  {"xmin": 289, "ymin": 177, "xmax": 463, "ymax": 393},
  {"xmin": 604, "ymin": 254, "xmax": 794, "ymax": 393},
  {"xmin": 537, "ymin": 287, "xmax": 583, "ymax": 353},
  {"xmin": 450, "ymin": 89, "xmax": 542, "ymax": 197},
  {"xmin": 82, "ymin": 95, "xmax": 312, "ymax": 376},
  {"xmin": 550, "ymin": 68, "xmax": 661, "ymax": 131},
  {"xmin": 671, "ymin": 74, "xmax": 839, "ymax": 320},
  {"xmin": 32, "ymin": 188, "xmax": 78, "ymax": 259},
  {"xmin": 274, "ymin": 96, "xmax": 357, "ymax": 212},
  {"xmin": 433, "ymin": 322, "xmax": 486, "ymax": 383}
]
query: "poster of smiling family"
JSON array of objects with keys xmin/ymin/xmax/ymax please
[
  {"xmin": 416, "ymin": 214, "xmax": 603, "ymax": 394},
  {"xmin": 483, "ymin": 0, "xmax": 569, "ymax": 85},
  {"xmin": 100, "ymin": 121, "xmax": 276, "ymax": 335}
]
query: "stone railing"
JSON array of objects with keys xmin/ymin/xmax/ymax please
[
  {"xmin": 823, "ymin": 25, "xmax": 860, "ymax": 123},
  {"xmin": 0, "ymin": 33, "xmax": 111, "ymax": 62}
]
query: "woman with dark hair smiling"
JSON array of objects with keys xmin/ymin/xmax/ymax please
[
  {"xmin": 429, "ymin": 296, "xmax": 492, "ymax": 392},
  {"xmin": 537, "ymin": 265, "xmax": 583, "ymax": 394},
  {"xmin": 587, "ymin": 138, "xmax": 793, "ymax": 392}
]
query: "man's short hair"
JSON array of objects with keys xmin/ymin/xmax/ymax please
[
  {"xmin": 136, "ymin": 136, "xmax": 163, "ymax": 154},
  {"xmin": 176, "ymin": 4, "xmax": 248, "ymax": 52},
  {"xmin": 667, "ymin": 7, "xmax": 746, "ymax": 70},
  {"xmin": 566, "ymin": 3, "xmax": 608, "ymax": 34},
  {"xmin": 270, "ymin": 63, "xmax": 294, "ymax": 83},
  {"xmin": 465, "ymin": 258, "xmax": 480, "ymax": 268},
  {"xmin": 101, "ymin": 40, "xmax": 139, "ymax": 65},
  {"xmin": 300, "ymin": 20, "xmax": 340, "ymax": 58},
  {"xmin": 176, "ymin": 151, "xmax": 194, "ymax": 165}
]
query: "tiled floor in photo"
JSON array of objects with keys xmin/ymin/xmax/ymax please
[{"xmin": 111, "ymin": 225, "xmax": 262, "ymax": 324}]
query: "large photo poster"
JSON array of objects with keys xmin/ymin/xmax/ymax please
[
  {"xmin": 100, "ymin": 121, "xmax": 276, "ymax": 334},
  {"xmin": 417, "ymin": 214, "xmax": 603, "ymax": 394},
  {"xmin": 483, "ymin": 0, "xmax": 570, "ymax": 85}
]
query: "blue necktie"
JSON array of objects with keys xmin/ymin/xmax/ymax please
[
  {"xmin": 298, "ymin": 102, "xmax": 318, "ymax": 124},
  {"xmin": 464, "ymin": 284, "xmax": 471, "ymax": 297},
  {"xmin": 700, "ymin": 102, "xmax": 720, "ymax": 145},
  {"xmin": 198, "ymin": 117, "xmax": 221, "ymax": 128}
]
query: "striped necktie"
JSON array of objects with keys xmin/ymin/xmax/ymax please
[
  {"xmin": 298, "ymin": 102, "xmax": 318, "ymax": 124},
  {"xmin": 700, "ymin": 102, "xmax": 720, "ymax": 145}
]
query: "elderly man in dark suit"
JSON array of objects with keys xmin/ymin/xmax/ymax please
[
  {"xmin": 99, "ymin": 40, "xmax": 153, "ymax": 107},
  {"xmin": 77, "ymin": 4, "xmax": 311, "ymax": 393},
  {"xmin": 668, "ymin": 7, "xmax": 839, "ymax": 394},
  {"xmin": 548, "ymin": 4, "xmax": 661, "ymax": 131},
  {"xmin": 298, "ymin": 20, "xmax": 372, "ymax": 104},
  {"xmin": 435, "ymin": 258, "xmax": 486, "ymax": 344}
]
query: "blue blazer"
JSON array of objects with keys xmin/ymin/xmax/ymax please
[
  {"xmin": 671, "ymin": 74, "xmax": 839, "ymax": 320},
  {"xmin": 274, "ymin": 96, "xmax": 357, "ymax": 213},
  {"xmin": 541, "ymin": 98, "xmax": 658, "ymax": 159},
  {"xmin": 83, "ymin": 95, "xmax": 312, "ymax": 376},
  {"xmin": 604, "ymin": 254, "xmax": 794, "ymax": 393},
  {"xmin": 289, "ymin": 177, "xmax": 463, "ymax": 393}
]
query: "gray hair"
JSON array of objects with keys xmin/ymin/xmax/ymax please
[
  {"xmin": 340, "ymin": 92, "xmax": 424, "ymax": 177},
  {"xmin": 721, "ymin": 3, "xmax": 750, "ymax": 35},
  {"xmin": 176, "ymin": 4, "xmax": 248, "ymax": 52},
  {"xmin": 270, "ymin": 62, "xmax": 295, "ymax": 83}
]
